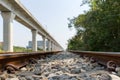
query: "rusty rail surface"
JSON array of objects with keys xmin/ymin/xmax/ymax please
[
  {"xmin": 0, "ymin": 51, "xmax": 61, "ymax": 73},
  {"xmin": 69, "ymin": 50, "xmax": 120, "ymax": 71}
]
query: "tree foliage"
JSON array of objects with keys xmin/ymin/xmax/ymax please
[{"xmin": 67, "ymin": 0, "xmax": 120, "ymax": 51}]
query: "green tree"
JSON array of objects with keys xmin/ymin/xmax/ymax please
[{"xmin": 67, "ymin": 0, "xmax": 120, "ymax": 51}]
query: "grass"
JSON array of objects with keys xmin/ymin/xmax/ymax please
[
  {"xmin": 0, "ymin": 45, "xmax": 2, "ymax": 52},
  {"xmin": 0, "ymin": 49, "xmax": 3, "ymax": 52},
  {"xmin": 0, "ymin": 46, "xmax": 43, "ymax": 52},
  {"xmin": 14, "ymin": 46, "xmax": 32, "ymax": 52}
]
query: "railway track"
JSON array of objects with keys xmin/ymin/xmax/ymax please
[
  {"xmin": 69, "ymin": 50, "xmax": 120, "ymax": 72},
  {"xmin": 0, "ymin": 51, "xmax": 120, "ymax": 79},
  {"xmin": 0, "ymin": 51, "xmax": 61, "ymax": 73},
  {"xmin": 0, "ymin": 50, "xmax": 120, "ymax": 74}
]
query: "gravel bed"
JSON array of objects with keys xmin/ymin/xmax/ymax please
[{"xmin": 0, "ymin": 52, "xmax": 120, "ymax": 80}]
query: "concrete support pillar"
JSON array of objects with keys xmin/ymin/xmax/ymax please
[
  {"xmin": 50, "ymin": 42, "xmax": 52, "ymax": 51},
  {"xmin": 52, "ymin": 42, "xmax": 55, "ymax": 51},
  {"xmin": 53, "ymin": 44, "xmax": 55, "ymax": 51},
  {"xmin": 42, "ymin": 36, "xmax": 46, "ymax": 51},
  {"xmin": 1, "ymin": 12, "xmax": 15, "ymax": 52},
  {"xmin": 55, "ymin": 45, "xmax": 57, "ymax": 51},
  {"xmin": 31, "ymin": 29, "xmax": 37, "ymax": 52},
  {"xmin": 56, "ymin": 46, "xmax": 58, "ymax": 51},
  {"xmin": 51, "ymin": 42, "xmax": 53, "ymax": 51},
  {"xmin": 48, "ymin": 40, "xmax": 51, "ymax": 51},
  {"xmin": 53, "ymin": 43, "xmax": 55, "ymax": 51},
  {"xmin": 51, "ymin": 42, "xmax": 54, "ymax": 51}
]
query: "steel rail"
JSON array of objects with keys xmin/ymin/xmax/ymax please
[
  {"xmin": 0, "ymin": 51, "xmax": 61, "ymax": 73},
  {"xmin": 69, "ymin": 50, "xmax": 120, "ymax": 71}
]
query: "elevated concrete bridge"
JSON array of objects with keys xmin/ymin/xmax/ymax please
[{"xmin": 0, "ymin": 0, "xmax": 63, "ymax": 52}]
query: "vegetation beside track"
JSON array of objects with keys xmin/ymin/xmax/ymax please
[
  {"xmin": 0, "ymin": 46, "xmax": 3, "ymax": 52},
  {"xmin": 13, "ymin": 46, "xmax": 31, "ymax": 52},
  {"xmin": 0, "ymin": 46, "xmax": 43, "ymax": 53},
  {"xmin": 13, "ymin": 46, "xmax": 43, "ymax": 52},
  {"xmin": 67, "ymin": 0, "xmax": 120, "ymax": 52}
]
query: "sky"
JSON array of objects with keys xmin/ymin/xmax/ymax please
[{"xmin": 0, "ymin": 0, "xmax": 89, "ymax": 49}]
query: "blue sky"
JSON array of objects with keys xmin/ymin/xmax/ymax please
[{"xmin": 0, "ymin": 0, "xmax": 89, "ymax": 49}]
